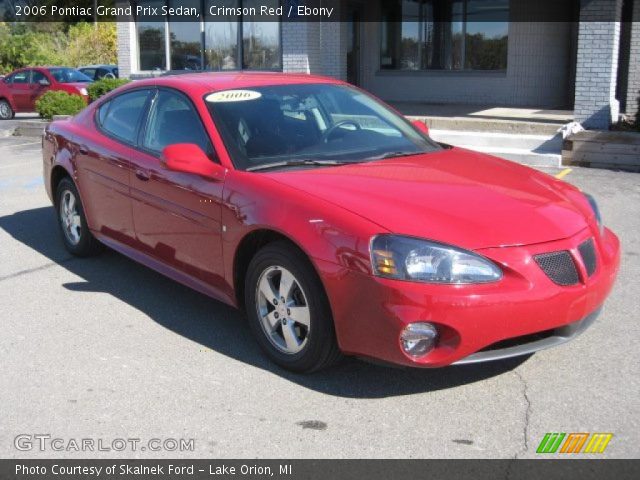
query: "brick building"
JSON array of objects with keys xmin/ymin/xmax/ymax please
[{"xmin": 117, "ymin": 0, "xmax": 640, "ymax": 129}]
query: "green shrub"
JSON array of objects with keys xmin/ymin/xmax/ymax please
[
  {"xmin": 35, "ymin": 91, "xmax": 86, "ymax": 120},
  {"xmin": 87, "ymin": 78, "xmax": 130, "ymax": 102}
]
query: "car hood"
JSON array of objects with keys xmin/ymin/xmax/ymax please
[{"xmin": 265, "ymin": 148, "xmax": 589, "ymax": 250}]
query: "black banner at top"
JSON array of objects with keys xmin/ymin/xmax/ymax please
[{"xmin": 0, "ymin": 0, "xmax": 611, "ymax": 23}]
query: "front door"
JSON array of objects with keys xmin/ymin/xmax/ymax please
[
  {"xmin": 7, "ymin": 70, "xmax": 31, "ymax": 111},
  {"xmin": 346, "ymin": 2, "xmax": 363, "ymax": 86},
  {"xmin": 130, "ymin": 88, "xmax": 226, "ymax": 293}
]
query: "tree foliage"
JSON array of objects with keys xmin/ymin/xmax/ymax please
[{"xmin": 0, "ymin": 22, "xmax": 117, "ymax": 74}]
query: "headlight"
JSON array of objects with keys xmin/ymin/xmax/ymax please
[
  {"xmin": 584, "ymin": 193, "xmax": 604, "ymax": 235},
  {"xmin": 370, "ymin": 235, "xmax": 502, "ymax": 284},
  {"xmin": 78, "ymin": 88, "xmax": 88, "ymax": 96}
]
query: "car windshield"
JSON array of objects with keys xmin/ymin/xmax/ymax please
[
  {"xmin": 206, "ymin": 84, "xmax": 442, "ymax": 171},
  {"xmin": 47, "ymin": 68, "xmax": 92, "ymax": 83}
]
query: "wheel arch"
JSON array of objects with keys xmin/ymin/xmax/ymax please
[
  {"xmin": 50, "ymin": 165, "xmax": 73, "ymax": 206},
  {"xmin": 232, "ymin": 228, "xmax": 328, "ymax": 310}
]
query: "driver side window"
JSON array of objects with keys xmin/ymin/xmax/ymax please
[{"xmin": 142, "ymin": 90, "xmax": 213, "ymax": 159}]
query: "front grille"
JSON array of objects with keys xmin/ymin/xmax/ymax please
[
  {"xmin": 578, "ymin": 238, "xmax": 597, "ymax": 277},
  {"xmin": 534, "ymin": 251, "xmax": 579, "ymax": 286}
]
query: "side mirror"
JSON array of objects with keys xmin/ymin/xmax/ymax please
[
  {"xmin": 411, "ymin": 119, "xmax": 429, "ymax": 136},
  {"xmin": 161, "ymin": 144, "xmax": 225, "ymax": 180},
  {"xmin": 38, "ymin": 78, "xmax": 50, "ymax": 86}
]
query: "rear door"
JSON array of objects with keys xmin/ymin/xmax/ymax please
[
  {"xmin": 129, "ymin": 88, "xmax": 226, "ymax": 291},
  {"xmin": 29, "ymin": 70, "xmax": 50, "ymax": 110},
  {"xmin": 75, "ymin": 88, "xmax": 154, "ymax": 246}
]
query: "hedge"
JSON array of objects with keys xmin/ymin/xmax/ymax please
[
  {"xmin": 35, "ymin": 90, "xmax": 86, "ymax": 120},
  {"xmin": 87, "ymin": 78, "xmax": 130, "ymax": 102}
]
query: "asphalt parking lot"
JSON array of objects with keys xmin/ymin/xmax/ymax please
[{"xmin": 0, "ymin": 131, "xmax": 638, "ymax": 459}]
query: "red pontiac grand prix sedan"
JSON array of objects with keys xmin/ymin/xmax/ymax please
[
  {"xmin": 0, "ymin": 67, "xmax": 92, "ymax": 119},
  {"xmin": 42, "ymin": 73, "xmax": 620, "ymax": 372}
]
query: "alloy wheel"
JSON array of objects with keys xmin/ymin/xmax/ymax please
[
  {"xmin": 0, "ymin": 101, "xmax": 11, "ymax": 120},
  {"xmin": 255, "ymin": 266, "xmax": 311, "ymax": 355},
  {"xmin": 59, "ymin": 190, "xmax": 82, "ymax": 245}
]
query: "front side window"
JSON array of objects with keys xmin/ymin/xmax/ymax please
[
  {"xmin": 142, "ymin": 90, "xmax": 213, "ymax": 156},
  {"xmin": 207, "ymin": 84, "xmax": 442, "ymax": 171},
  {"xmin": 98, "ymin": 89, "xmax": 152, "ymax": 144},
  {"xmin": 8, "ymin": 71, "xmax": 29, "ymax": 84},
  {"xmin": 380, "ymin": 0, "xmax": 508, "ymax": 71}
]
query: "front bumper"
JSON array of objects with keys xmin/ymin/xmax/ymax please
[{"xmin": 319, "ymin": 226, "xmax": 620, "ymax": 368}]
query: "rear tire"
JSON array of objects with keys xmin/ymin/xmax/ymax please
[
  {"xmin": 244, "ymin": 241, "xmax": 342, "ymax": 373},
  {"xmin": 55, "ymin": 177, "xmax": 103, "ymax": 256},
  {"xmin": 0, "ymin": 99, "xmax": 14, "ymax": 120}
]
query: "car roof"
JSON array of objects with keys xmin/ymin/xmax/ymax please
[
  {"xmin": 127, "ymin": 72, "xmax": 345, "ymax": 96},
  {"xmin": 79, "ymin": 65, "xmax": 117, "ymax": 69}
]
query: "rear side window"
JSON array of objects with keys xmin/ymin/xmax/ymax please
[
  {"xmin": 142, "ymin": 90, "xmax": 212, "ymax": 157},
  {"xmin": 31, "ymin": 71, "xmax": 47, "ymax": 84},
  {"xmin": 81, "ymin": 68, "xmax": 96, "ymax": 79},
  {"xmin": 98, "ymin": 90, "xmax": 152, "ymax": 144}
]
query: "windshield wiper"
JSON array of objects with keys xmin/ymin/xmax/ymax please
[
  {"xmin": 365, "ymin": 151, "xmax": 420, "ymax": 161},
  {"xmin": 247, "ymin": 159, "xmax": 349, "ymax": 172}
]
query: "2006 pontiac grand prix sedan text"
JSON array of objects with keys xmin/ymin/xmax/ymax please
[{"xmin": 42, "ymin": 73, "xmax": 620, "ymax": 372}]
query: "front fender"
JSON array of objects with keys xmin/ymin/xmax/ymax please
[{"xmin": 221, "ymin": 170, "xmax": 386, "ymax": 292}]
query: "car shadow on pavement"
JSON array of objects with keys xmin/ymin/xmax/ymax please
[{"xmin": 0, "ymin": 207, "xmax": 529, "ymax": 399}]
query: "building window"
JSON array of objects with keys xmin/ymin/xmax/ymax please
[
  {"xmin": 136, "ymin": 0, "xmax": 282, "ymax": 72},
  {"xmin": 380, "ymin": 0, "xmax": 508, "ymax": 71},
  {"xmin": 138, "ymin": 0, "xmax": 167, "ymax": 71}
]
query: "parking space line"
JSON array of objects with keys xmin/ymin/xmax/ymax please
[
  {"xmin": 0, "ymin": 141, "xmax": 41, "ymax": 148},
  {"xmin": 555, "ymin": 168, "xmax": 572, "ymax": 179}
]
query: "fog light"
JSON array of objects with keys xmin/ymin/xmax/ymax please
[{"xmin": 400, "ymin": 323, "xmax": 438, "ymax": 358}]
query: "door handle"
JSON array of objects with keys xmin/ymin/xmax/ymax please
[
  {"xmin": 78, "ymin": 146, "xmax": 88, "ymax": 155},
  {"xmin": 135, "ymin": 169, "xmax": 150, "ymax": 181}
]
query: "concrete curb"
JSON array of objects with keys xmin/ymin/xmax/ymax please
[{"xmin": 408, "ymin": 115, "xmax": 561, "ymax": 136}]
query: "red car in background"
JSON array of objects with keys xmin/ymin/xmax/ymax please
[
  {"xmin": 42, "ymin": 73, "xmax": 620, "ymax": 373},
  {"xmin": 0, "ymin": 67, "xmax": 92, "ymax": 119}
]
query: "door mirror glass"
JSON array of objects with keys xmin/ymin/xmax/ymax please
[
  {"xmin": 411, "ymin": 119, "xmax": 429, "ymax": 136},
  {"xmin": 38, "ymin": 78, "xmax": 50, "ymax": 86},
  {"xmin": 162, "ymin": 143, "xmax": 224, "ymax": 180}
]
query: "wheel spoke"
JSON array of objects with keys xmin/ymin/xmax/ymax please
[
  {"xmin": 279, "ymin": 269, "xmax": 296, "ymax": 301},
  {"xmin": 258, "ymin": 275, "xmax": 278, "ymax": 305},
  {"xmin": 71, "ymin": 214, "xmax": 81, "ymax": 227},
  {"xmin": 288, "ymin": 306, "xmax": 310, "ymax": 327},
  {"xmin": 263, "ymin": 311, "xmax": 279, "ymax": 331},
  {"xmin": 282, "ymin": 321, "xmax": 301, "ymax": 351},
  {"xmin": 67, "ymin": 194, "xmax": 76, "ymax": 213}
]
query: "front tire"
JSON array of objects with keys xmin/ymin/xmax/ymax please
[
  {"xmin": 0, "ymin": 99, "xmax": 14, "ymax": 120},
  {"xmin": 56, "ymin": 177, "xmax": 103, "ymax": 256},
  {"xmin": 245, "ymin": 241, "xmax": 341, "ymax": 373}
]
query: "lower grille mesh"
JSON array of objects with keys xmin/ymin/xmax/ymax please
[
  {"xmin": 534, "ymin": 251, "xmax": 579, "ymax": 286},
  {"xmin": 578, "ymin": 238, "xmax": 597, "ymax": 277}
]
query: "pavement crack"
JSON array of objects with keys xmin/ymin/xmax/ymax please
[
  {"xmin": 513, "ymin": 369, "xmax": 532, "ymax": 459},
  {"xmin": 0, "ymin": 257, "xmax": 75, "ymax": 282}
]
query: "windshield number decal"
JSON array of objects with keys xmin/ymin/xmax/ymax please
[{"xmin": 206, "ymin": 90, "xmax": 262, "ymax": 103}]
